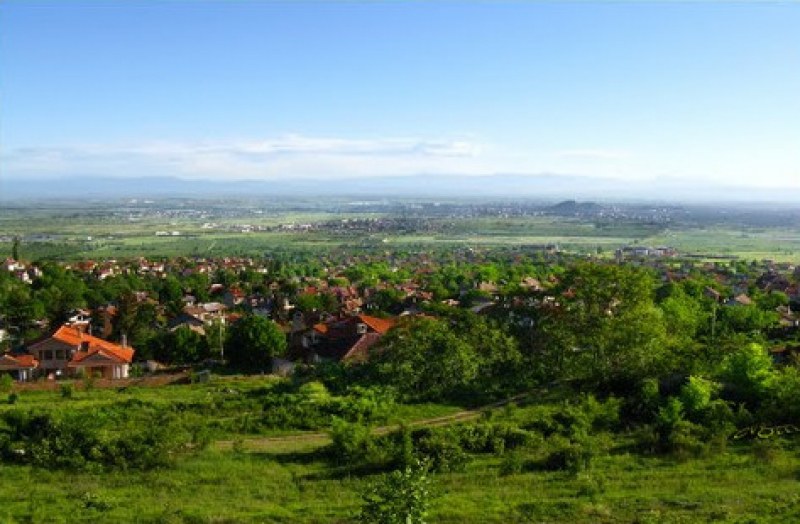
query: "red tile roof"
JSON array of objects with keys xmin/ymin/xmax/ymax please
[
  {"xmin": 49, "ymin": 325, "xmax": 135, "ymax": 364},
  {"xmin": 341, "ymin": 333, "xmax": 383, "ymax": 364},
  {"xmin": 356, "ymin": 314, "xmax": 396, "ymax": 335},
  {"xmin": 0, "ymin": 353, "xmax": 39, "ymax": 370}
]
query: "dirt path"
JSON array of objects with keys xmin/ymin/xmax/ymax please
[{"xmin": 215, "ymin": 391, "xmax": 534, "ymax": 452}]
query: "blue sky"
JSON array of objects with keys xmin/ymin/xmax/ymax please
[{"xmin": 1, "ymin": 1, "xmax": 798, "ymax": 187}]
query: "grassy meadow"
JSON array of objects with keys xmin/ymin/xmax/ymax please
[{"xmin": 1, "ymin": 376, "xmax": 798, "ymax": 523}]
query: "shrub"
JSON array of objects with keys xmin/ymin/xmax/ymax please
[
  {"xmin": 413, "ymin": 428, "xmax": 468, "ymax": 473},
  {"xmin": 544, "ymin": 434, "xmax": 603, "ymax": 474},
  {"xmin": 0, "ymin": 374, "xmax": 13, "ymax": 394},
  {"xmin": 60, "ymin": 384, "xmax": 74, "ymax": 399},
  {"xmin": 679, "ymin": 376, "xmax": 719, "ymax": 418},
  {"xmin": 328, "ymin": 417, "xmax": 377, "ymax": 465},
  {"xmin": 718, "ymin": 343, "xmax": 774, "ymax": 405},
  {"xmin": 632, "ymin": 424, "xmax": 660, "ymax": 455},
  {"xmin": 83, "ymin": 373, "xmax": 97, "ymax": 392},
  {"xmin": 297, "ymin": 381, "xmax": 331, "ymax": 403},
  {"xmin": 357, "ymin": 460, "xmax": 431, "ymax": 524},
  {"xmin": 665, "ymin": 420, "xmax": 708, "ymax": 460},
  {"xmin": 453, "ymin": 422, "xmax": 534, "ymax": 454},
  {"xmin": 654, "ymin": 397, "xmax": 707, "ymax": 458},
  {"xmin": 499, "ymin": 450, "xmax": 525, "ymax": 476},
  {"xmin": 751, "ymin": 438, "xmax": 783, "ymax": 464},
  {"xmin": 0, "ymin": 409, "xmax": 204, "ymax": 471}
]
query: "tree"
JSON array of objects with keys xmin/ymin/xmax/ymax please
[
  {"xmin": 368, "ymin": 317, "xmax": 478, "ymax": 401},
  {"xmin": 458, "ymin": 315, "xmax": 521, "ymax": 394},
  {"xmin": 159, "ymin": 276, "xmax": 184, "ymax": 317},
  {"xmin": 11, "ymin": 237, "xmax": 20, "ymax": 261},
  {"xmin": 716, "ymin": 305, "xmax": 778, "ymax": 337},
  {"xmin": 225, "ymin": 314, "xmax": 286, "ymax": 370},
  {"xmin": 358, "ymin": 460, "xmax": 431, "ymax": 524},
  {"xmin": 718, "ymin": 343, "xmax": 774, "ymax": 404},
  {"xmin": 113, "ymin": 293, "xmax": 160, "ymax": 349},
  {"xmin": 156, "ymin": 326, "xmax": 209, "ymax": 364},
  {"xmin": 536, "ymin": 262, "xmax": 671, "ymax": 385},
  {"xmin": 658, "ymin": 287, "xmax": 707, "ymax": 343}
]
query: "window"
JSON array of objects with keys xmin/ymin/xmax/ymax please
[{"xmin": 55, "ymin": 350, "xmax": 65, "ymax": 360}]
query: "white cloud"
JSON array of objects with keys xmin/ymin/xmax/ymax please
[
  {"xmin": 2, "ymin": 135, "xmax": 488, "ymax": 179},
  {"xmin": 555, "ymin": 149, "xmax": 631, "ymax": 161}
]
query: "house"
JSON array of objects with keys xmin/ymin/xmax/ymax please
[
  {"xmin": 168, "ymin": 313, "xmax": 207, "ymax": 335},
  {"xmin": 300, "ymin": 314, "xmax": 396, "ymax": 363},
  {"xmin": 183, "ymin": 302, "xmax": 227, "ymax": 324},
  {"xmin": 0, "ymin": 353, "xmax": 38, "ymax": 382},
  {"xmin": 704, "ymin": 287, "xmax": 723, "ymax": 302},
  {"xmin": 27, "ymin": 324, "xmax": 134, "ymax": 379},
  {"xmin": 727, "ymin": 294, "xmax": 753, "ymax": 307},
  {"xmin": 770, "ymin": 344, "xmax": 800, "ymax": 365}
]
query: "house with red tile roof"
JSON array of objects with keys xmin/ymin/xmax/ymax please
[
  {"xmin": 0, "ymin": 353, "xmax": 39, "ymax": 382},
  {"xmin": 298, "ymin": 314, "xmax": 396, "ymax": 363},
  {"xmin": 27, "ymin": 324, "xmax": 135, "ymax": 379}
]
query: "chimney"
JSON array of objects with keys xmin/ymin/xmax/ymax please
[{"xmin": 121, "ymin": 334, "xmax": 127, "ymax": 348}]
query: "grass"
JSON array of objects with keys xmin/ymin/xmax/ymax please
[
  {"xmin": 1, "ymin": 379, "xmax": 799, "ymax": 522},
  {"xmin": 1, "ymin": 437, "xmax": 798, "ymax": 522}
]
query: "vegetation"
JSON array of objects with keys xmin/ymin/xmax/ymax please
[{"xmin": 1, "ymin": 199, "xmax": 800, "ymax": 521}]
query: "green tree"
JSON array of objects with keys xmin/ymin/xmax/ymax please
[
  {"xmin": 659, "ymin": 288, "xmax": 707, "ymax": 343},
  {"xmin": 358, "ymin": 460, "xmax": 431, "ymax": 524},
  {"xmin": 225, "ymin": 314, "xmax": 286, "ymax": 370},
  {"xmin": 159, "ymin": 276, "xmax": 185, "ymax": 317},
  {"xmin": 536, "ymin": 262, "xmax": 670, "ymax": 384},
  {"xmin": 33, "ymin": 265, "xmax": 87, "ymax": 326},
  {"xmin": 11, "ymin": 237, "xmax": 20, "ymax": 261},
  {"xmin": 718, "ymin": 343, "xmax": 774, "ymax": 404},
  {"xmin": 679, "ymin": 376, "xmax": 719, "ymax": 418},
  {"xmin": 369, "ymin": 317, "xmax": 478, "ymax": 401},
  {"xmin": 459, "ymin": 315, "xmax": 521, "ymax": 395},
  {"xmin": 156, "ymin": 326, "xmax": 209, "ymax": 364}
]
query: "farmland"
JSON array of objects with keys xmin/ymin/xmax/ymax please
[{"xmin": 2, "ymin": 198, "xmax": 800, "ymax": 262}]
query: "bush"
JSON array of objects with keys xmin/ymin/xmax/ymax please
[
  {"xmin": 654, "ymin": 397, "xmax": 708, "ymax": 458},
  {"xmin": 0, "ymin": 409, "xmax": 204, "ymax": 471},
  {"xmin": 258, "ymin": 385, "xmax": 396, "ymax": 432},
  {"xmin": 297, "ymin": 381, "xmax": 331, "ymax": 403},
  {"xmin": 751, "ymin": 438, "xmax": 783, "ymax": 464},
  {"xmin": 60, "ymin": 384, "xmax": 74, "ymax": 399},
  {"xmin": 0, "ymin": 374, "xmax": 13, "ymax": 394},
  {"xmin": 328, "ymin": 417, "xmax": 378, "ymax": 466},
  {"xmin": 499, "ymin": 450, "xmax": 525, "ymax": 476},
  {"xmin": 665, "ymin": 420, "xmax": 708, "ymax": 460},
  {"xmin": 679, "ymin": 376, "xmax": 719, "ymax": 419},
  {"xmin": 718, "ymin": 343, "xmax": 774, "ymax": 405},
  {"xmin": 544, "ymin": 434, "xmax": 603, "ymax": 474},
  {"xmin": 357, "ymin": 460, "xmax": 431, "ymax": 524},
  {"xmin": 632, "ymin": 424, "xmax": 660, "ymax": 455},
  {"xmin": 452, "ymin": 422, "xmax": 535, "ymax": 454},
  {"xmin": 413, "ymin": 428, "xmax": 468, "ymax": 473}
]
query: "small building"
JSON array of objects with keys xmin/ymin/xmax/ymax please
[
  {"xmin": 0, "ymin": 353, "xmax": 39, "ymax": 382},
  {"xmin": 28, "ymin": 324, "xmax": 135, "ymax": 379},
  {"xmin": 300, "ymin": 314, "xmax": 396, "ymax": 364}
]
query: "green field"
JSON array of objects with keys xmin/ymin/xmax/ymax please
[
  {"xmin": 1, "ymin": 376, "xmax": 798, "ymax": 523},
  {"xmin": 4, "ymin": 208, "xmax": 800, "ymax": 262}
]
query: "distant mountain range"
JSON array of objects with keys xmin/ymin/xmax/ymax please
[{"xmin": 1, "ymin": 174, "xmax": 799, "ymax": 203}]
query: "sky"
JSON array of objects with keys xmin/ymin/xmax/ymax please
[{"xmin": 1, "ymin": 1, "xmax": 799, "ymax": 188}]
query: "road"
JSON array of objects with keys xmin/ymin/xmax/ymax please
[{"xmin": 215, "ymin": 391, "xmax": 534, "ymax": 452}]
